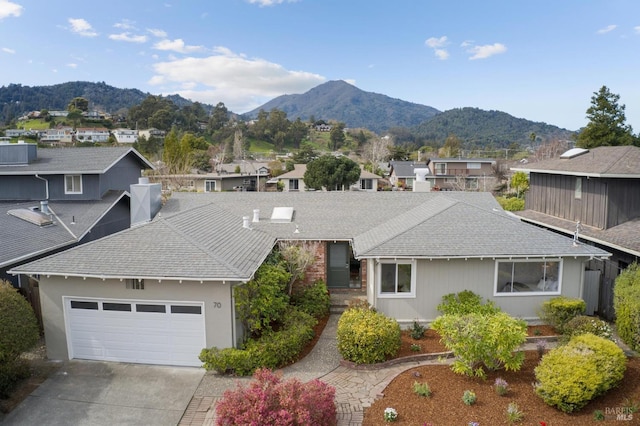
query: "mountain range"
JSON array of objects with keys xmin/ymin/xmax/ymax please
[{"xmin": 0, "ymin": 80, "xmax": 575, "ymax": 145}]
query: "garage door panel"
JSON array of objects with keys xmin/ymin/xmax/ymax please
[{"xmin": 65, "ymin": 298, "xmax": 205, "ymax": 367}]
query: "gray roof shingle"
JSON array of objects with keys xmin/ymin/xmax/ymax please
[{"xmin": 11, "ymin": 192, "xmax": 610, "ymax": 281}]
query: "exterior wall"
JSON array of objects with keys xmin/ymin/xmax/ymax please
[
  {"xmin": 48, "ymin": 174, "xmax": 101, "ymax": 200},
  {"xmin": 370, "ymin": 257, "xmax": 586, "ymax": 326},
  {"xmin": 100, "ymin": 154, "xmax": 145, "ymax": 196},
  {"xmin": 303, "ymin": 242, "xmax": 327, "ymax": 285},
  {"xmin": 526, "ymin": 173, "xmax": 609, "ymax": 229},
  {"xmin": 0, "ymin": 175, "xmax": 47, "ymax": 200},
  {"xmin": 39, "ymin": 276, "xmax": 236, "ymax": 361}
]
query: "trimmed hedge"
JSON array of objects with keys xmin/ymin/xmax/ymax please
[
  {"xmin": 437, "ymin": 290, "xmax": 501, "ymax": 316},
  {"xmin": 337, "ymin": 304, "xmax": 401, "ymax": 364},
  {"xmin": 534, "ymin": 333, "xmax": 627, "ymax": 413},
  {"xmin": 614, "ymin": 263, "xmax": 640, "ymax": 352},
  {"xmin": 199, "ymin": 308, "xmax": 316, "ymax": 376},
  {"xmin": 538, "ymin": 296, "xmax": 585, "ymax": 333}
]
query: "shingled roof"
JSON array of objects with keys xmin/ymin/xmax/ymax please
[{"xmin": 11, "ymin": 192, "xmax": 610, "ymax": 281}]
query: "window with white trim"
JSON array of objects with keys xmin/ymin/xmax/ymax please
[
  {"xmin": 64, "ymin": 175, "xmax": 82, "ymax": 194},
  {"xmin": 435, "ymin": 163, "xmax": 447, "ymax": 175},
  {"xmin": 204, "ymin": 180, "xmax": 216, "ymax": 192},
  {"xmin": 125, "ymin": 279, "xmax": 145, "ymax": 290},
  {"xmin": 360, "ymin": 179, "xmax": 373, "ymax": 190},
  {"xmin": 575, "ymin": 177, "xmax": 582, "ymax": 199},
  {"xmin": 495, "ymin": 259, "xmax": 561, "ymax": 295},
  {"xmin": 289, "ymin": 179, "xmax": 299, "ymax": 191},
  {"xmin": 378, "ymin": 260, "xmax": 416, "ymax": 298}
]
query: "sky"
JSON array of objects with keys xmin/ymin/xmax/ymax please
[{"xmin": 1, "ymin": 0, "xmax": 639, "ymax": 132}]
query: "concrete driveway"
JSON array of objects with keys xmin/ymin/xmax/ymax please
[{"xmin": 2, "ymin": 360, "xmax": 204, "ymax": 426}]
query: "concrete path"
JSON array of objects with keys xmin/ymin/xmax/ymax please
[{"xmin": 3, "ymin": 361, "xmax": 204, "ymax": 426}]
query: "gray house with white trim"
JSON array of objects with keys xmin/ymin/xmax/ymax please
[{"xmin": 11, "ymin": 191, "xmax": 609, "ymax": 367}]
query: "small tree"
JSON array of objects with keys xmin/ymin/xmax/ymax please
[
  {"xmin": 303, "ymin": 155, "xmax": 361, "ymax": 191},
  {"xmin": 510, "ymin": 171, "xmax": 529, "ymax": 198},
  {"xmin": 278, "ymin": 240, "xmax": 320, "ymax": 295}
]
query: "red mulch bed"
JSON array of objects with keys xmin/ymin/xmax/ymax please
[{"xmin": 362, "ymin": 326, "xmax": 640, "ymax": 425}]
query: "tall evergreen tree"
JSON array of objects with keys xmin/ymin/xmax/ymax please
[{"xmin": 576, "ymin": 86, "xmax": 637, "ymax": 148}]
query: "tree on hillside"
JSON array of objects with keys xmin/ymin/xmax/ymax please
[
  {"xmin": 439, "ymin": 134, "xmax": 461, "ymax": 157},
  {"xmin": 329, "ymin": 123, "xmax": 346, "ymax": 151},
  {"xmin": 67, "ymin": 97, "xmax": 89, "ymax": 112},
  {"xmin": 292, "ymin": 143, "xmax": 318, "ymax": 164},
  {"xmin": 576, "ymin": 86, "xmax": 637, "ymax": 148},
  {"xmin": 303, "ymin": 155, "xmax": 361, "ymax": 191},
  {"xmin": 208, "ymin": 102, "xmax": 229, "ymax": 132}
]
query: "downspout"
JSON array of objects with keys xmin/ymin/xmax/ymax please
[{"xmin": 34, "ymin": 174, "xmax": 49, "ymax": 200}]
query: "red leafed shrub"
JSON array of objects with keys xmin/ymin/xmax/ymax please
[{"xmin": 215, "ymin": 368, "xmax": 337, "ymax": 426}]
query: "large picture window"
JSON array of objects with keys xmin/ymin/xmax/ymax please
[
  {"xmin": 65, "ymin": 175, "xmax": 82, "ymax": 194},
  {"xmin": 496, "ymin": 259, "xmax": 562, "ymax": 295},
  {"xmin": 378, "ymin": 260, "xmax": 416, "ymax": 298}
]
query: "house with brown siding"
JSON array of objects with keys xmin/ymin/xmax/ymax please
[{"xmin": 512, "ymin": 145, "xmax": 640, "ymax": 319}]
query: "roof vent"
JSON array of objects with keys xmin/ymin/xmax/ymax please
[
  {"xmin": 271, "ymin": 207, "xmax": 294, "ymax": 223},
  {"xmin": 8, "ymin": 208, "xmax": 53, "ymax": 226},
  {"xmin": 560, "ymin": 147, "xmax": 589, "ymax": 159}
]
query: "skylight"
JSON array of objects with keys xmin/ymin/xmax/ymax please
[
  {"xmin": 8, "ymin": 208, "xmax": 53, "ymax": 226},
  {"xmin": 560, "ymin": 148, "xmax": 589, "ymax": 159},
  {"xmin": 271, "ymin": 207, "xmax": 294, "ymax": 223}
]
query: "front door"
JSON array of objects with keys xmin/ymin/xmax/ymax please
[{"xmin": 327, "ymin": 242, "xmax": 350, "ymax": 288}]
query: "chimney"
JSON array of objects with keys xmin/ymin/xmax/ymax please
[
  {"xmin": 40, "ymin": 200, "xmax": 50, "ymax": 215},
  {"xmin": 130, "ymin": 177, "xmax": 162, "ymax": 227},
  {"xmin": 252, "ymin": 209, "xmax": 260, "ymax": 222},
  {"xmin": 243, "ymin": 216, "xmax": 251, "ymax": 229}
]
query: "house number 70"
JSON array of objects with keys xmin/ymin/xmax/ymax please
[{"xmin": 212, "ymin": 302, "xmax": 222, "ymax": 308}]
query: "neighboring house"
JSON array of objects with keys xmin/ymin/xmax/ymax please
[
  {"xmin": 388, "ymin": 161, "xmax": 423, "ymax": 189},
  {"xmin": 40, "ymin": 126, "xmax": 74, "ymax": 145},
  {"xmin": 112, "ymin": 128, "xmax": 138, "ymax": 144},
  {"xmin": 150, "ymin": 162, "xmax": 271, "ymax": 192},
  {"xmin": 276, "ymin": 164, "xmax": 380, "ymax": 192},
  {"xmin": 138, "ymin": 128, "xmax": 166, "ymax": 140},
  {"xmin": 429, "ymin": 157, "xmax": 496, "ymax": 191},
  {"xmin": 10, "ymin": 191, "xmax": 609, "ymax": 367},
  {"xmin": 75, "ymin": 127, "xmax": 110, "ymax": 143},
  {"xmin": 0, "ymin": 143, "xmax": 155, "ymax": 320},
  {"xmin": 4, "ymin": 129, "xmax": 29, "ymax": 138},
  {"xmin": 512, "ymin": 145, "xmax": 640, "ymax": 320}
]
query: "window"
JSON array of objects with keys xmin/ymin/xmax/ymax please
[
  {"xmin": 136, "ymin": 304, "xmax": 166, "ymax": 313},
  {"xmin": 103, "ymin": 302, "xmax": 132, "ymax": 312},
  {"xmin": 434, "ymin": 163, "xmax": 447, "ymax": 175},
  {"xmin": 70, "ymin": 300, "xmax": 98, "ymax": 310},
  {"xmin": 467, "ymin": 162, "xmax": 481, "ymax": 170},
  {"xmin": 378, "ymin": 260, "xmax": 416, "ymax": 298},
  {"xmin": 289, "ymin": 179, "xmax": 299, "ymax": 191},
  {"xmin": 171, "ymin": 305, "xmax": 202, "ymax": 314},
  {"xmin": 496, "ymin": 259, "xmax": 562, "ymax": 295},
  {"xmin": 465, "ymin": 177, "xmax": 478, "ymax": 190},
  {"xmin": 204, "ymin": 180, "xmax": 216, "ymax": 192},
  {"xmin": 125, "ymin": 279, "xmax": 144, "ymax": 290},
  {"xmin": 575, "ymin": 177, "xmax": 582, "ymax": 199},
  {"xmin": 360, "ymin": 179, "xmax": 373, "ymax": 190},
  {"xmin": 65, "ymin": 175, "xmax": 82, "ymax": 194}
]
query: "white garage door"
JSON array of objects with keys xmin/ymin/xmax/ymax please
[{"xmin": 64, "ymin": 297, "xmax": 205, "ymax": 367}]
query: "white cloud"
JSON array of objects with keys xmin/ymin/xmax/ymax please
[
  {"xmin": 467, "ymin": 43, "xmax": 507, "ymax": 60},
  {"xmin": 425, "ymin": 36, "xmax": 447, "ymax": 48},
  {"xmin": 114, "ymin": 19, "xmax": 136, "ymax": 30},
  {"xmin": 434, "ymin": 49, "xmax": 449, "ymax": 60},
  {"xmin": 147, "ymin": 28, "xmax": 167, "ymax": 38},
  {"xmin": 248, "ymin": 0, "xmax": 299, "ymax": 6},
  {"xmin": 633, "ymin": 25, "xmax": 640, "ymax": 34},
  {"xmin": 67, "ymin": 63, "xmax": 78, "ymax": 69},
  {"xmin": 153, "ymin": 38, "xmax": 203, "ymax": 53},
  {"xmin": 68, "ymin": 18, "xmax": 98, "ymax": 37},
  {"xmin": 149, "ymin": 46, "xmax": 325, "ymax": 112},
  {"xmin": 596, "ymin": 24, "xmax": 617, "ymax": 34},
  {"xmin": 460, "ymin": 40, "xmax": 474, "ymax": 48},
  {"xmin": 109, "ymin": 32, "xmax": 148, "ymax": 43},
  {"xmin": 0, "ymin": 0, "xmax": 22, "ymax": 20},
  {"xmin": 2, "ymin": 47, "xmax": 15, "ymax": 54}
]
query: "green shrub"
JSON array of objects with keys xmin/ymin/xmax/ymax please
[
  {"xmin": 413, "ymin": 381, "xmax": 431, "ymax": 397},
  {"xmin": 291, "ymin": 279, "xmax": 330, "ymax": 319},
  {"xmin": 614, "ymin": 263, "xmax": 640, "ymax": 352},
  {"xmin": 538, "ymin": 296, "xmax": 585, "ymax": 333},
  {"xmin": 200, "ymin": 308, "xmax": 316, "ymax": 376},
  {"xmin": 234, "ymin": 262, "xmax": 291, "ymax": 338},
  {"xmin": 337, "ymin": 305, "xmax": 401, "ymax": 364},
  {"xmin": 437, "ymin": 290, "xmax": 501, "ymax": 316},
  {"xmin": 462, "ymin": 390, "xmax": 477, "ymax": 405},
  {"xmin": 432, "ymin": 312, "xmax": 527, "ymax": 378},
  {"xmin": 496, "ymin": 196, "xmax": 525, "ymax": 212},
  {"xmin": 0, "ymin": 280, "xmax": 40, "ymax": 398},
  {"xmin": 410, "ymin": 320, "xmax": 426, "ymax": 340},
  {"xmin": 563, "ymin": 315, "xmax": 614, "ymax": 342},
  {"xmin": 534, "ymin": 333, "xmax": 627, "ymax": 413}
]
